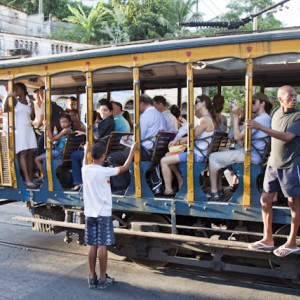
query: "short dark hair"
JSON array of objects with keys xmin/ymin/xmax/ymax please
[
  {"xmin": 169, "ymin": 104, "xmax": 181, "ymax": 118},
  {"xmin": 69, "ymin": 109, "xmax": 79, "ymax": 115},
  {"xmin": 60, "ymin": 114, "xmax": 71, "ymax": 123},
  {"xmin": 91, "ymin": 142, "xmax": 106, "ymax": 160},
  {"xmin": 14, "ymin": 82, "xmax": 28, "ymax": 95},
  {"xmin": 68, "ymin": 96, "xmax": 77, "ymax": 102},
  {"xmin": 153, "ymin": 95, "xmax": 167, "ymax": 106},
  {"xmin": 140, "ymin": 94, "xmax": 153, "ymax": 105},
  {"xmin": 111, "ymin": 101, "xmax": 123, "ymax": 110},
  {"xmin": 96, "ymin": 100, "xmax": 113, "ymax": 111}
]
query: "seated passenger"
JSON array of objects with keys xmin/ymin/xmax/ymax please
[
  {"xmin": 160, "ymin": 95, "xmax": 217, "ymax": 197},
  {"xmin": 212, "ymin": 94, "xmax": 227, "ymax": 132},
  {"xmin": 69, "ymin": 109, "xmax": 86, "ymax": 132},
  {"xmin": 169, "ymin": 104, "xmax": 186, "ymax": 128},
  {"xmin": 70, "ymin": 100, "xmax": 115, "ymax": 191},
  {"xmin": 122, "ymin": 110, "xmax": 134, "ymax": 132},
  {"xmin": 35, "ymin": 114, "xmax": 72, "ymax": 181},
  {"xmin": 106, "ymin": 94, "xmax": 166, "ymax": 193},
  {"xmin": 65, "ymin": 96, "xmax": 78, "ymax": 113},
  {"xmin": 153, "ymin": 96, "xmax": 177, "ymax": 132},
  {"xmin": 207, "ymin": 93, "xmax": 272, "ymax": 201},
  {"xmin": 92, "ymin": 110, "xmax": 101, "ymax": 140},
  {"xmin": 111, "ymin": 101, "xmax": 130, "ymax": 132}
]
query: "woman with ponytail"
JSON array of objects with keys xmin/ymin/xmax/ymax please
[
  {"xmin": 160, "ymin": 95, "xmax": 217, "ymax": 197},
  {"xmin": 4, "ymin": 82, "xmax": 37, "ymax": 188}
]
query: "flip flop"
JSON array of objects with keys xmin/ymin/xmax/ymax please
[
  {"xmin": 248, "ymin": 241, "xmax": 274, "ymax": 250},
  {"xmin": 273, "ymin": 246, "xmax": 300, "ymax": 257}
]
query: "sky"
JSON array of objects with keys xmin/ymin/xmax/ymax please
[{"xmin": 200, "ymin": 0, "xmax": 300, "ymax": 27}]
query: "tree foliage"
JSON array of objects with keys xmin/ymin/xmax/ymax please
[
  {"xmin": 1, "ymin": 0, "xmax": 284, "ymax": 44},
  {"xmin": 63, "ymin": 2, "xmax": 114, "ymax": 43}
]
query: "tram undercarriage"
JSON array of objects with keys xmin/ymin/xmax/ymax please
[{"xmin": 13, "ymin": 205, "xmax": 300, "ymax": 284}]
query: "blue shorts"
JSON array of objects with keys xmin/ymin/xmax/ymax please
[
  {"xmin": 42, "ymin": 149, "xmax": 62, "ymax": 160},
  {"xmin": 179, "ymin": 152, "xmax": 205, "ymax": 163},
  {"xmin": 263, "ymin": 165, "xmax": 300, "ymax": 197},
  {"xmin": 85, "ymin": 216, "xmax": 115, "ymax": 246}
]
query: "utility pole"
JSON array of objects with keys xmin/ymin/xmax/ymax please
[
  {"xmin": 253, "ymin": 6, "xmax": 258, "ymax": 31},
  {"xmin": 38, "ymin": 0, "xmax": 43, "ymax": 15}
]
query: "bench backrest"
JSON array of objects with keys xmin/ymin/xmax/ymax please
[
  {"xmin": 105, "ymin": 131, "xmax": 133, "ymax": 154},
  {"xmin": 195, "ymin": 131, "xmax": 228, "ymax": 163},
  {"xmin": 150, "ymin": 131, "xmax": 176, "ymax": 165},
  {"xmin": 251, "ymin": 136, "xmax": 271, "ymax": 164},
  {"xmin": 61, "ymin": 132, "xmax": 86, "ymax": 162}
]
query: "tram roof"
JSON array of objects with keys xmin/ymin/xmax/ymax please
[{"xmin": 0, "ymin": 27, "xmax": 300, "ymax": 69}]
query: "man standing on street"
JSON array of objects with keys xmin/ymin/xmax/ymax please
[{"xmin": 247, "ymin": 85, "xmax": 300, "ymax": 257}]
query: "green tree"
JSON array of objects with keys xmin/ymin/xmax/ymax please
[
  {"xmin": 112, "ymin": 0, "xmax": 199, "ymax": 41},
  {"xmin": 63, "ymin": 2, "xmax": 114, "ymax": 44},
  {"xmin": 0, "ymin": 0, "xmax": 38, "ymax": 14}
]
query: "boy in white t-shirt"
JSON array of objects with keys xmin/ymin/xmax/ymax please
[{"xmin": 82, "ymin": 141, "xmax": 137, "ymax": 289}]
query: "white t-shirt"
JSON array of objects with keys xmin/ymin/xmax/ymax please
[{"xmin": 82, "ymin": 164, "xmax": 120, "ymax": 217}]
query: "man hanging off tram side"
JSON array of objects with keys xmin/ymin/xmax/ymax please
[{"xmin": 247, "ymin": 85, "xmax": 300, "ymax": 257}]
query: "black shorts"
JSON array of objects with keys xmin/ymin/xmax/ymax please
[
  {"xmin": 85, "ymin": 216, "xmax": 115, "ymax": 246},
  {"xmin": 263, "ymin": 165, "xmax": 300, "ymax": 198}
]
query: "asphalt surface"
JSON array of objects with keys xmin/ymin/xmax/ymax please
[{"xmin": 0, "ymin": 200, "xmax": 299, "ymax": 300}]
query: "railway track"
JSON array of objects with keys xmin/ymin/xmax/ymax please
[{"xmin": 0, "ymin": 227, "xmax": 299, "ymax": 292}]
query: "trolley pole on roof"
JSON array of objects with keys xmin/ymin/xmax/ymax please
[{"xmin": 180, "ymin": 0, "xmax": 290, "ymax": 30}]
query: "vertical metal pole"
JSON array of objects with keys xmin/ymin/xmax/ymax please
[
  {"xmin": 133, "ymin": 67, "xmax": 141, "ymax": 198},
  {"xmin": 186, "ymin": 63, "xmax": 194, "ymax": 202},
  {"xmin": 44, "ymin": 75, "xmax": 53, "ymax": 191},
  {"xmin": 86, "ymin": 71, "xmax": 93, "ymax": 147},
  {"xmin": 243, "ymin": 59, "xmax": 253, "ymax": 206},
  {"xmin": 7, "ymin": 79, "xmax": 17, "ymax": 187}
]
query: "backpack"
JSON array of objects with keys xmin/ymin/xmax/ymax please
[{"xmin": 51, "ymin": 102, "xmax": 65, "ymax": 132}]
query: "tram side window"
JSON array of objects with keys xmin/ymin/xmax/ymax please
[{"xmin": 207, "ymin": 93, "xmax": 272, "ymax": 201}]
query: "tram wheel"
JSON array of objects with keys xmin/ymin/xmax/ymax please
[{"xmin": 126, "ymin": 214, "xmax": 177, "ymax": 268}]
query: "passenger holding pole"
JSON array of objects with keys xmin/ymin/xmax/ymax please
[{"xmin": 247, "ymin": 86, "xmax": 300, "ymax": 257}]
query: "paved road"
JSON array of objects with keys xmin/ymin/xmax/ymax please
[{"xmin": 0, "ymin": 201, "xmax": 299, "ymax": 300}]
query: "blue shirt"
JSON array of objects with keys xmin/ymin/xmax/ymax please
[{"xmin": 114, "ymin": 113, "xmax": 130, "ymax": 132}]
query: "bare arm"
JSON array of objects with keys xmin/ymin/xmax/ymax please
[
  {"xmin": 119, "ymin": 142, "xmax": 138, "ymax": 173},
  {"xmin": 29, "ymin": 99, "xmax": 35, "ymax": 121},
  {"xmin": 232, "ymin": 114, "xmax": 244, "ymax": 141},
  {"xmin": 246, "ymin": 119, "xmax": 296, "ymax": 142},
  {"xmin": 45, "ymin": 121, "xmax": 68, "ymax": 142},
  {"xmin": 83, "ymin": 142, "xmax": 90, "ymax": 166},
  {"xmin": 3, "ymin": 93, "xmax": 17, "ymax": 113},
  {"xmin": 36, "ymin": 113, "xmax": 44, "ymax": 129}
]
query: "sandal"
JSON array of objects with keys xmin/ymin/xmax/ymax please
[
  {"xmin": 71, "ymin": 185, "xmax": 82, "ymax": 191},
  {"xmin": 25, "ymin": 182, "xmax": 38, "ymax": 189},
  {"xmin": 206, "ymin": 191, "xmax": 221, "ymax": 201}
]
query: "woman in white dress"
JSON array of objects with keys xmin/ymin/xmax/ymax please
[{"xmin": 4, "ymin": 83, "xmax": 37, "ymax": 188}]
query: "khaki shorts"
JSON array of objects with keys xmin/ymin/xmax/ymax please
[{"xmin": 209, "ymin": 149, "xmax": 244, "ymax": 170}]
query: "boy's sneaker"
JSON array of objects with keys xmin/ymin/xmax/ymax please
[
  {"xmin": 98, "ymin": 274, "xmax": 115, "ymax": 289},
  {"xmin": 88, "ymin": 277, "xmax": 98, "ymax": 289}
]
